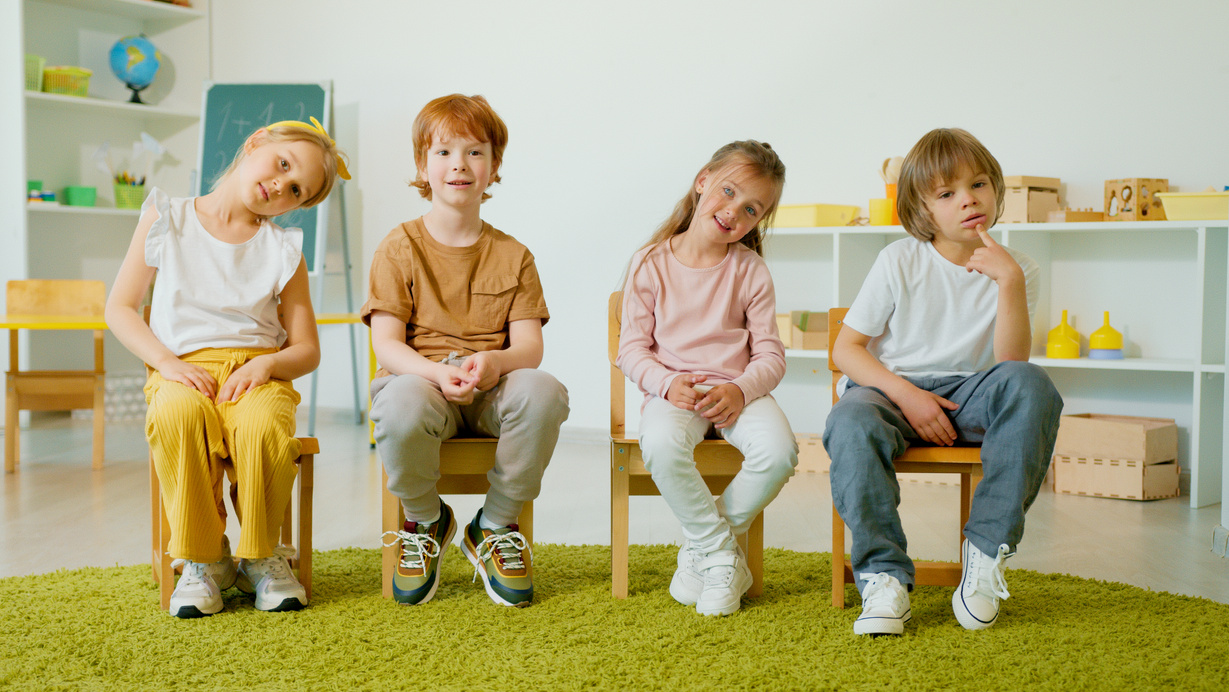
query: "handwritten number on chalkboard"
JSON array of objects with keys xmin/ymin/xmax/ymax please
[
  {"xmin": 258, "ymin": 102, "xmax": 274, "ymax": 126},
  {"xmin": 215, "ymin": 102, "xmax": 232, "ymax": 142},
  {"xmin": 296, "ymin": 102, "xmax": 306, "ymax": 121}
]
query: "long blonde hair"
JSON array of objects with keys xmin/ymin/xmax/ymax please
[
  {"xmin": 638, "ymin": 140, "xmax": 785, "ymax": 257},
  {"xmin": 212, "ymin": 122, "xmax": 347, "ymax": 211}
]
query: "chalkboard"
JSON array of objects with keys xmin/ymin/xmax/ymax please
[{"xmin": 198, "ymin": 82, "xmax": 333, "ymax": 273}]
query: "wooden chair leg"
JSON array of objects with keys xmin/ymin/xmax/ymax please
[
  {"xmin": 745, "ymin": 511, "xmax": 764, "ymax": 598},
  {"xmin": 381, "ymin": 470, "xmax": 402, "ymax": 599},
  {"xmin": 5, "ymin": 376, "xmax": 17, "ymax": 474},
  {"xmin": 832, "ymin": 503, "xmax": 846, "ymax": 608},
  {"xmin": 297, "ymin": 453, "xmax": 313, "ymax": 599},
  {"xmin": 91, "ymin": 377, "xmax": 104, "ymax": 470},
  {"xmin": 611, "ymin": 446, "xmax": 631, "ymax": 599},
  {"xmin": 518, "ymin": 500, "xmax": 533, "ymax": 546},
  {"xmin": 959, "ymin": 471, "xmax": 973, "ymax": 546}
]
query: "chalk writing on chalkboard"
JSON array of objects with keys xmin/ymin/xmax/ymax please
[{"xmin": 198, "ymin": 82, "xmax": 332, "ymax": 272}]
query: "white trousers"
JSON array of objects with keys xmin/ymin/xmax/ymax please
[{"xmin": 639, "ymin": 394, "xmax": 798, "ymax": 554}]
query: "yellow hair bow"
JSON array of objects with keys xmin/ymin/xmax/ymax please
[{"xmin": 266, "ymin": 116, "xmax": 351, "ymax": 180}]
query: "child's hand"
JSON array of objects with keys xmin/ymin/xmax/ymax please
[
  {"xmin": 665, "ymin": 374, "xmax": 708, "ymax": 411},
  {"xmin": 697, "ymin": 383, "xmax": 746, "ymax": 430},
  {"xmin": 217, "ymin": 356, "xmax": 274, "ymax": 403},
  {"xmin": 966, "ymin": 226, "xmax": 1024, "ymax": 285},
  {"xmin": 156, "ymin": 358, "xmax": 218, "ymax": 399},
  {"xmin": 895, "ymin": 385, "xmax": 960, "ymax": 446},
  {"xmin": 437, "ymin": 363, "xmax": 478, "ymax": 404},
  {"xmin": 460, "ymin": 352, "xmax": 501, "ymax": 392}
]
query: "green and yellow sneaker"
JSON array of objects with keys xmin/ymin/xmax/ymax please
[
  {"xmin": 381, "ymin": 501, "xmax": 456, "ymax": 605},
  {"xmin": 461, "ymin": 509, "xmax": 533, "ymax": 607}
]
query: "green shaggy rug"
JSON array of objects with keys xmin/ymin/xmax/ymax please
[{"xmin": 2, "ymin": 545, "xmax": 1227, "ymax": 691}]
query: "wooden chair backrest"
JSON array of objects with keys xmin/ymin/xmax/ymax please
[
  {"xmin": 6, "ymin": 279, "xmax": 105, "ymax": 315},
  {"xmin": 609, "ymin": 291, "xmax": 625, "ymax": 438},
  {"xmin": 827, "ymin": 308, "xmax": 849, "ymax": 404}
]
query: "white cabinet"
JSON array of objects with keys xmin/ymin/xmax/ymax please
[
  {"xmin": 11, "ymin": 0, "xmax": 210, "ymax": 373},
  {"xmin": 764, "ymin": 220, "xmax": 1229, "ymax": 509}
]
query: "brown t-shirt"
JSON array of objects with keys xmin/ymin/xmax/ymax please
[{"xmin": 361, "ymin": 217, "xmax": 549, "ymax": 375}]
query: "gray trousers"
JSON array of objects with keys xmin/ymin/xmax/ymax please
[
  {"xmin": 823, "ymin": 361, "xmax": 1062, "ymax": 592},
  {"xmin": 370, "ymin": 363, "xmax": 570, "ymax": 527}
]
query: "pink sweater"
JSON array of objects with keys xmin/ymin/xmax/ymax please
[{"xmin": 617, "ymin": 241, "xmax": 786, "ymax": 406}]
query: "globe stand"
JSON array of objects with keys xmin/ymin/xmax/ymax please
[{"xmin": 125, "ymin": 82, "xmax": 149, "ymax": 105}]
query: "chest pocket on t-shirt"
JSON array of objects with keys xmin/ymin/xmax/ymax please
[{"xmin": 470, "ymin": 275, "xmax": 518, "ymax": 331}]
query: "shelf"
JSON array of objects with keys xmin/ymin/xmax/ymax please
[
  {"xmin": 29, "ymin": 0, "xmax": 205, "ymax": 23},
  {"xmin": 25, "ymin": 91, "xmax": 198, "ymax": 124},
  {"xmin": 785, "ymin": 348, "xmax": 828, "ymax": 360},
  {"xmin": 1031, "ymin": 356, "xmax": 1204, "ymax": 373},
  {"xmin": 771, "ymin": 220, "xmax": 1229, "ymax": 235},
  {"xmin": 27, "ymin": 202, "xmax": 140, "ymax": 217}
]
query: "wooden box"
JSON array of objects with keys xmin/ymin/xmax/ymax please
[
  {"xmin": 789, "ymin": 310, "xmax": 827, "ymax": 350},
  {"xmin": 1105, "ymin": 178, "xmax": 1168, "ymax": 221},
  {"xmin": 795, "ymin": 433, "xmax": 830, "ymax": 473},
  {"xmin": 1000, "ymin": 176, "xmax": 1061, "ymax": 223},
  {"xmin": 776, "ymin": 314, "xmax": 792, "ymax": 348},
  {"xmin": 1052, "ymin": 455, "xmax": 1180, "ymax": 501},
  {"xmin": 1054, "ymin": 413, "xmax": 1178, "ymax": 464}
]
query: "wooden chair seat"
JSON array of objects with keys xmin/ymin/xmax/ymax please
[
  {"xmin": 827, "ymin": 308, "xmax": 982, "ymax": 607},
  {"xmin": 609, "ymin": 291, "xmax": 764, "ymax": 599}
]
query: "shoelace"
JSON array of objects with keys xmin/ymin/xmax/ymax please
[
  {"xmin": 170, "ymin": 559, "xmax": 210, "ymax": 587},
  {"xmin": 381, "ymin": 529, "xmax": 442, "ymax": 570},
  {"xmin": 858, "ymin": 572, "xmax": 901, "ymax": 609},
  {"xmin": 967, "ymin": 544, "xmax": 1013, "ymax": 601},
  {"xmin": 470, "ymin": 530, "xmax": 531, "ymax": 582},
  {"xmin": 247, "ymin": 546, "xmax": 295, "ymax": 581}
]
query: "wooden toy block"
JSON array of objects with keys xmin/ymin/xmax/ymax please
[
  {"xmin": 1105, "ymin": 178, "xmax": 1168, "ymax": 221},
  {"xmin": 1047, "ymin": 208, "xmax": 1106, "ymax": 223},
  {"xmin": 1000, "ymin": 176, "xmax": 1061, "ymax": 223}
]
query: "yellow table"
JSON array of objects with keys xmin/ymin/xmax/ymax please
[
  {"xmin": 2, "ymin": 313, "xmax": 108, "ymax": 473},
  {"xmin": 310, "ymin": 313, "xmax": 366, "ymax": 435}
]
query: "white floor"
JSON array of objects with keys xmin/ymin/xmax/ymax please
[{"xmin": 2, "ymin": 411, "xmax": 1227, "ymax": 604}]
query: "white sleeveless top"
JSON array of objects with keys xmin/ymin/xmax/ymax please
[{"xmin": 143, "ymin": 187, "xmax": 303, "ymax": 356}]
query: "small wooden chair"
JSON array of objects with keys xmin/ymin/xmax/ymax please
[
  {"xmin": 827, "ymin": 308, "xmax": 982, "ymax": 607},
  {"xmin": 608, "ymin": 291, "xmax": 764, "ymax": 599},
  {"xmin": 5, "ymin": 279, "xmax": 107, "ymax": 473},
  {"xmin": 379, "ymin": 438, "xmax": 533, "ymax": 598}
]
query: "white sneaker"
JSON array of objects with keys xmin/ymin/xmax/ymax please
[
  {"xmin": 695, "ymin": 547, "xmax": 753, "ymax": 616},
  {"xmin": 236, "ymin": 546, "xmax": 307, "ymax": 612},
  {"xmin": 952, "ymin": 539, "xmax": 1012, "ymax": 630},
  {"xmin": 854, "ymin": 572, "xmax": 911, "ymax": 635},
  {"xmin": 168, "ymin": 539, "xmax": 237, "ymax": 619},
  {"xmin": 668, "ymin": 542, "xmax": 705, "ymax": 606}
]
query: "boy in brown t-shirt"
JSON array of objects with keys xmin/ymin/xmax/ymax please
[{"xmin": 362, "ymin": 94, "xmax": 569, "ymax": 608}]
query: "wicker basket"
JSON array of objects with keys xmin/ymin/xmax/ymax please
[
  {"xmin": 43, "ymin": 66, "xmax": 91, "ymax": 97},
  {"xmin": 114, "ymin": 184, "xmax": 146, "ymax": 210},
  {"xmin": 25, "ymin": 55, "xmax": 45, "ymax": 91}
]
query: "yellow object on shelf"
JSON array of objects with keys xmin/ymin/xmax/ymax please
[
  {"xmin": 25, "ymin": 54, "xmax": 45, "ymax": 91},
  {"xmin": 114, "ymin": 184, "xmax": 146, "ymax": 209},
  {"xmin": 1088, "ymin": 311, "xmax": 1124, "ymax": 360},
  {"xmin": 869, "ymin": 198, "xmax": 894, "ymax": 226},
  {"xmin": 1046, "ymin": 309, "xmax": 1081, "ymax": 359},
  {"xmin": 1155, "ymin": 192, "xmax": 1229, "ymax": 221},
  {"xmin": 774, "ymin": 203, "xmax": 860, "ymax": 228}
]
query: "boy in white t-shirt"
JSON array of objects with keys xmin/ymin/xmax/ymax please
[{"xmin": 824, "ymin": 128, "xmax": 1063, "ymax": 636}]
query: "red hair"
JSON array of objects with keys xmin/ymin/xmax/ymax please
[{"xmin": 410, "ymin": 94, "xmax": 509, "ymax": 201}]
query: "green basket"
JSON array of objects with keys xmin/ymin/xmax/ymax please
[
  {"xmin": 25, "ymin": 55, "xmax": 45, "ymax": 91},
  {"xmin": 114, "ymin": 184, "xmax": 146, "ymax": 210},
  {"xmin": 64, "ymin": 186, "xmax": 97, "ymax": 207}
]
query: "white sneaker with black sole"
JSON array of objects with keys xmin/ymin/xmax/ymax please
[
  {"xmin": 853, "ymin": 572, "xmax": 911, "ymax": 635},
  {"xmin": 236, "ymin": 547, "xmax": 307, "ymax": 612},
  {"xmin": 168, "ymin": 539, "xmax": 237, "ymax": 619},
  {"xmin": 668, "ymin": 542, "xmax": 705, "ymax": 607},
  {"xmin": 952, "ymin": 539, "xmax": 1012, "ymax": 630}
]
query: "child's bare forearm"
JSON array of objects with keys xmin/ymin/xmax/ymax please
[{"xmin": 994, "ymin": 275, "xmax": 1032, "ymax": 361}]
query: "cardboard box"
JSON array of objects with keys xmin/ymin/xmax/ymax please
[
  {"xmin": 1105, "ymin": 178, "xmax": 1168, "ymax": 221},
  {"xmin": 1000, "ymin": 176, "xmax": 1061, "ymax": 223},
  {"xmin": 1053, "ymin": 455, "xmax": 1180, "ymax": 501},
  {"xmin": 789, "ymin": 310, "xmax": 828, "ymax": 350},
  {"xmin": 776, "ymin": 314, "xmax": 792, "ymax": 348},
  {"xmin": 1054, "ymin": 413, "xmax": 1178, "ymax": 464},
  {"xmin": 774, "ymin": 203, "xmax": 861, "ymax": 228},
  {"xmin": 796, "ymin": 433, "xmax": 830, "ymax": 473}
]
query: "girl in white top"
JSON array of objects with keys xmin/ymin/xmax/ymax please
[
  {"xmin": 617, "ymin": 141, "xmax": 798, "ymax": 616},
  {"xmin": 106, "ymin": 118, "xmax": 349, "ymax": 618}
]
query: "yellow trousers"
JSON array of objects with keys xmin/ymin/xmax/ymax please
[{"xmin": 145, "ymin": 348, "xmax": 302, "ymax": 563}]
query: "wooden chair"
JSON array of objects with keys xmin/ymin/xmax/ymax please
[
  {"xmin": 827, "ymin": 308, "xmax": 982, "ymax": 607},
  {"xmin": 379, "ymin": 438, "xmax": 533, "ymax": 599},
  {"xmin": 608, "ymin": 291, "xmax": 764, "ymax": 599},
  {"xmin": 5, "ymin": 279, "xmax": 106, "ymax": 473}
]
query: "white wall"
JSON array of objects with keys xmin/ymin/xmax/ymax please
[{"xmin": 209, "ymin": 0, "xmax": 1229, "ymax": 433}]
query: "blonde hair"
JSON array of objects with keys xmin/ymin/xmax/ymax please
[
  {"xmin": 212, "ymin": 122, "xmax": 346, "ymax": 210},
  {"xmin": 638, "ymin": 140, "xmax": 786, "ymax": 257},
  {"xmin": 897, "ymin": 128, "xmax": 1004, "ymax": 242},
  {"xmin": 410, "ymin": 94, "xmax": 509, "ymax": 202}
]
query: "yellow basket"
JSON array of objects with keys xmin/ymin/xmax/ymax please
[
  {"xmin": 43, "ymin": 66, "xmax": 92, "ymax": 97},
  {"xmin": 114, "ymin": 184, "xmax": 146, "ymax": 210},
  {"xmin": 1155, "ymin": 192, "xmax": 1229, "ymax": 221},
  {"xmin": 25, "ymin": 55, "xmax": 45, "ymax": 91}
]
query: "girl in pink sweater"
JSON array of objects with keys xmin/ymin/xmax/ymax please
[{"xmin": 617, "ymin": 140, "xmax": 798, "ymax": 616}]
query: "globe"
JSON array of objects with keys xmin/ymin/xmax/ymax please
[{"xmin": 109, "ymin": 35, "xmax": 161, "ymax": 104}]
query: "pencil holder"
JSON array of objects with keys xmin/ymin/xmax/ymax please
[{"xmin": 114, "ymin": 184, "xmax": 145, "ymax": 210}]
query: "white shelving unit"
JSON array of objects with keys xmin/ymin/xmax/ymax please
[
  {"xmin": 764, "ymin": 219, "xmax": 1229, "ymax": 510},
  {"xmin": 11, "ymin": 0, "xmax": 211, "ymax": 375}
]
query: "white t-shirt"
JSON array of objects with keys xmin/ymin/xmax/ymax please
[
  {"xmin": 143, "ymin": 187, "xmax": 303, "ymax": 356},
  {"xmin": 842, "ymin": 237, "xmax": 1039, "ymax": 385}
]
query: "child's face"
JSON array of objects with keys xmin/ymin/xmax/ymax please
[
  {"xmin": 690, "ymin": 166, "xmax": 775, "ymax": 247},
  {"xmin": 238, "ymin": 137, "xmax": 328, "ymax": 218},
  {"xmin": 923, "ymin": 164, "xmax": 997, "ymax": 246},
  {"xmin": 419, "ymin": 131, "xmax": 493, "ymax": 210}
]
